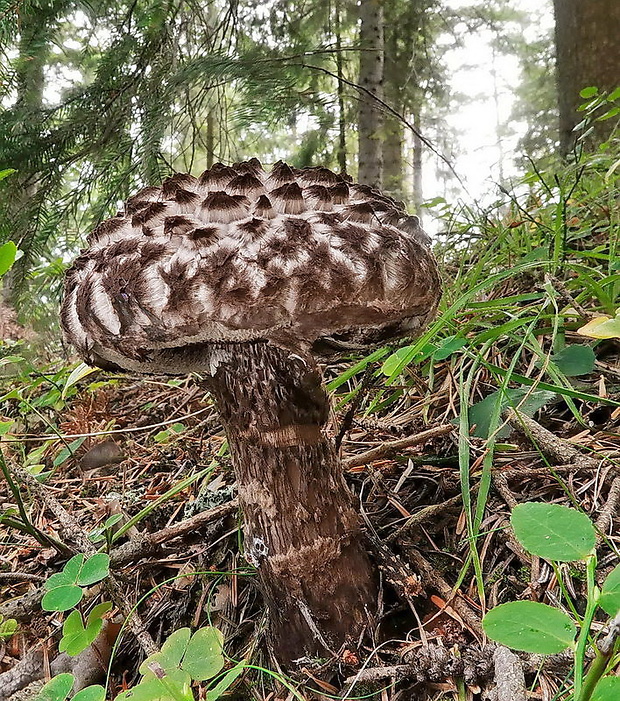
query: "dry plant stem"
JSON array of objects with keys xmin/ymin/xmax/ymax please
[
  {"xmin": 501, "ymin": 463, "xmax": 620, "ymax": 479},
  {"xmin": 504, "ymin": 409, "xmax": 600, "ymax": 468},
  {"xmin": 204, "ymin": 342, "xmax": 377, "ymax": 664},
  {"xmin": 594, "ymin": 476, "xmax": 620, "ymax": 543},
  {"xmin": 343, "ymin": 424, "xmax": 453, "ymax": 469},
  {"xmin": 8, "ymin": 460, "xmax": 157, "ymax": 655}
]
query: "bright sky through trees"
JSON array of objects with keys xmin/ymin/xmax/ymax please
[{"xmin": 434, "ymin": 0, "xmax": 555, "ymax": 204}]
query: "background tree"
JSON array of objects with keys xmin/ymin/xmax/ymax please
[
  {"xmin": 553, "ymin": 0, "xmax": 620, "ymax": 153},
  {"xmin": 357, "ymin": 0, "xmax": 384, "ymax": 187}
]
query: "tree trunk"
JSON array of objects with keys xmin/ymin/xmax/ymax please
[
  {"xmin": 334, "ymin": 0, "xmax": 348, "ymax": 175},
  {"xmin": 382, "ymin": 22, "xmax": 404, "ymax": 200},
  {"xmin": 205, "ymin": 342, "xmax": 377, "ymax": 665},
  {"xmin": 357, "ymin": 0, "xmax": 384, "ymax": 188},
  {"xmin": 553, "ymin": 0, "xmax": 620, "ymax": 154},
  {"xmin": 412, "ymin": 107, "xmax": 423, "ymax": 213}
]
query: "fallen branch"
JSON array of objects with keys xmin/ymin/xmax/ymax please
[
  {"xmin": 386, "ymin": 490, "xmax": 471, "ymax": 545},
  {"xmin": 400, "ymin": 542, "xmax": 484, "ymax": 638},
  {"xmin": 490, "ymin": 646, "xmax": 527, "ymax": 701},
  {"xmin": 504, "ymin": 409, "xmax": 601, "ymax": 468},
  {"xmin": 343, "ymin": 424, "xmax": 454, "ymax": 469},
  {"xmin": 110, "ymin": 498, "xmax": 238, "ymax": 566}
]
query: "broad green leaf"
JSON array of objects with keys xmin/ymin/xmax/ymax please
[
  {"xmin": 33, "ymin": 673, "xmax": 74, "ymax": 701},
  {"xmin": 42, "ymin": 584, "xmax": 84, "ymax": 612},
  {"xmin": 206, "ymin": 661, "xmax": 247, "ymax": 700},
  {"xmin": 53, "ymin": 437, "xmax": 87, "ymax": 468},
  {"xmin": 580, "ymin": 86, "xmax": 599, "ymax": 98},
  {"xmin": 592, "ymin": 678, "xmax": 620, "ymax": 701},
  {"xmin": 182, "ymin": 627, "xmax": 225, "ymax": 681},
  {"xmin": 0, "ymin": 168, "xmax": 16, "ymax": 181},
  {"xmin": 63, "ymin": 363, "xmax": 98, "ymax": 399},
  {"xmin": 551, "ymin": 345, "xmax": 596, "ymax": 376},
  {"xmin": 381, "ymin": 342, "xmax": 435, "ymax": 377},
  {"xmin": 77, "ymin": 554, "xmax": 110, "ymax": 586},
  {"xmin": 599, "ymin": 564, "xmax": 620, "ymax": 616},
  {"xmin": 72, "ymin": 686, "xmax": 105, "ymax": 701},
  {"xmin": 467, "ymin": 388, "xmax": 556, "ymax": 439},
  {"xmin": 577, "ymin": 315, "xmax": 620, "ymax": 339},
  {"xmin": 0, "ymin": 421, "xmax": 14, "ymax": 436},
  {"xmin": 87, "ymin": 601, "xmax": 113, "ymax": 627},
  {"xmin": 59, "ymin": 605, "xmax": 109, "ymax": 656},
  {"xmin": 0, "ymin": 355, "xmax": 25, "ymax": 366},
  {"xmin": 59, "ymin": 554, "xmax": 85, "ymax": 583},
  {"xmin": 608, "ymin": 86, "xmax": 620, "ymax": 101},
  {"xmin": 433, "ymin": 335, "xmax": 468, "ymax": 361},
  {"xmin": 482, "ymin": 601, "xmax": 576, "ymax": 654},
  {"xmin": 0, "ymin": 241, "xmax": 17, "ymax": 277},
  {"xmin": 511, "ymin": 503, "xmax": 596, "ymax": 561},
  {"xmin": 117, "ymin": 673, "xmax": 192, "ymax": 701}
]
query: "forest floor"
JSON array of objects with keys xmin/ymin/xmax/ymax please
[{"xmin": 1, "ymin": 150, "xmax": 620, "ymax": 700}]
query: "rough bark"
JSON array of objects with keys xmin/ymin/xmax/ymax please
[
  {"xmin": 205, "ymin": 342, "xmax": 377, "ymax": 664},
  {"xmin": 357, "ymin": 0, "xmax": 384, "ymax": 188},
  {"xmin": 553, "ymin": 0, "xmax": 620, "ymax": 154}
]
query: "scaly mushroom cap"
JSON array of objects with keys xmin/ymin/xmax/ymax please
[{"xmin": 61, "ymin": 160, "xmax": 441, "ymax": 373}]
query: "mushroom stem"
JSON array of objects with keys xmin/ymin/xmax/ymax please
[{"xmin": 204, "ymin": 341, "xmax": 377, "ymax": 664}]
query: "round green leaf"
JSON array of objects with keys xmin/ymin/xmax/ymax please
[
  {"xmin": 33, "ymin": 673, "xmax": 74, "ymax": 701},
  {"xmin": 511, "ymin": 503, "xmax": 596, "ymax": 561},
  {"xmin": 62, "ymin": 554, "xmax": 86, "ymax": 583},
  {"xmin": 77, "ymin": 554, "xmax": 110, "ymax": 586},
  {"xmin": 181, "ymin": 627, "xmax": 225, "ymax": 681},
  {"xmin": 592, "ymin": 677, "xmax": 620, "ymax": 701},
  {"xmin": 599, "ymin": 564, "xmax": 620, "ymax": 616},
  {"xmin": 59, "ymin": 609, "xmax": 102, "ymax": 657},
  {"xmin": 42, "ymin": 584, "xmax": 84, "ymax": 612},
  {"xmin": 482, "ymin": 601, "xmax": 576, "ymax": 654},
  {"xmin": 140, "ymin": 628, "xmax": 191, "ymax": 677},
  {"xmin": 0, "ymin": 617, "xmax": 18, "ymax": 638},
  {"xmin": 45, "ymin": 571, "xmax": 74, "ymax": 590},
  {"xmin": 86, "ymin": 601, "xmax": 113, "ymax": 628},
  {"xmin": 72, "ymin": 686, "xmax": 105, "ymax": 701}
]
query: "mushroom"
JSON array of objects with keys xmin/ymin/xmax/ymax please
[{"xmin": 60, "ymin": 160, "xmax": 442, "ymax": 665}]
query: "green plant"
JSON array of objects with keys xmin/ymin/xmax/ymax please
[
  {"xmin": 33, "ymin": 673, "xmax": 105, "ymax": 701},
  {"xmin": 482, "ymin": 502, "xmax": 620, "ymax": 700},
  {"xmin": 116, "ymin": 627, "xmax": 246, "ymax": 701},
  {"xmin": 0, "ymin": 241, "xmax": 17, "ymax": 277},
  {"xmin": 0, "ymin": 613, "xmax": 18, "ymax": 639},
  {"xmin": 42, "ymin": 553, "xmax": 110, "ymax": 612},
  {"xmin": 59, "ymin": 602, "xmax": 112, "ymax": 657}
]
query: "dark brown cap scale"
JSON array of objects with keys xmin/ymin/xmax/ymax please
[{"xmin": 61, "ymin": 160, "xmax": 441, "ymax": 373}]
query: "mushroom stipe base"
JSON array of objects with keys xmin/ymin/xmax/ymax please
[{"xmin": 203, "ymin": 341, "xmax": 378, "ymax": 664}]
